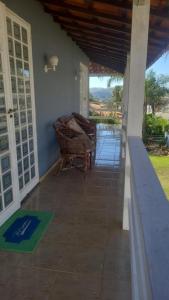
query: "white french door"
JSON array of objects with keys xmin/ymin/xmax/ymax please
[{"xmin": 0, "ymin": 2, "xmax": 39, "ymax": 225}]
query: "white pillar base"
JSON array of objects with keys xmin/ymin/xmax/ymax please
[{"xmin": 123, "ymin": 142, "xmax": 130, "ymax": 230}]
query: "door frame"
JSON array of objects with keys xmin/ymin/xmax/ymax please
[
  {"xmin": 0, "ymin": 2, "xmax": 20, "ymax": 225},
  {"xmin": 6, "ymin": 7, "xmax": 39, "ymax": 201},
  {"xmin": 0, "ymin": 1, "xmax": 40, "ymax": 226},
  {"xmin": 80, "ymin": 62, "xmax": 89, "ymax": 118}
]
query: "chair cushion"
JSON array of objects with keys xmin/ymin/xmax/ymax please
[
  {"xmin": 67, "ymin": 118, "xmax": 85, "ymax": 134},
  {"xmin": 67, "ymin": 118, "xmax": 94, "ymax": 150}
]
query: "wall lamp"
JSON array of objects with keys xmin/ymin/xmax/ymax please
[
  {"xmin": 74, "ymin": 70, "xmax": 78, "ymax": 81},
  {"xmin": 44, "ymin": 55, "xmax": 59, "ymax": 73}
]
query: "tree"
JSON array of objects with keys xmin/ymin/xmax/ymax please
[
  {"xmin": 108, "ymin": 85, "xmax": 123, "ymax": 112},
  {"xmin": 107, "ymin": 74, "xmax": 123, "ymax": 88},
  {"xmin": 145, "ymin": 70, "xmax": 169, "ymax": 115},
  {"xmin": 112, "ymin": 85, "xmax": 123, "ymax": 111}
]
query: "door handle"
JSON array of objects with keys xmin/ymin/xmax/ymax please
[{"xmin": 7, "ymin": 108, "xmax": 16, "ymax": 114}]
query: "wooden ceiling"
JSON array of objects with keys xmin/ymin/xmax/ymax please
[
  {"xmin": 39, "ymin": 0, "xmax": 169, "ymax": 74},
  {"xmin": 89, "ymin": 62, "xmax": 121, "ymax": 76}
]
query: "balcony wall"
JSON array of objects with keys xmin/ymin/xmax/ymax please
[
  {"xmin": 128, "ymin": 137, "xmax": 169, "ymax": 300},
  {"xmin": 2, "ymin": 0, "xmax": 89, "ymax": 177}
]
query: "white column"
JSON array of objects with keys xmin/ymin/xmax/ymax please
[
  {"xmin": 122, "ymin": 55, "xmax": 130, "ymax": 230},
  {"xmin": 123, "ymin": 0, "xmax": 150, "ymax": 230},
  {"xmin": 122, "ymin": 55, "xmax": 130, "ymax": 160},
  {"xmin": 127, "ymin": 0, "xmax": 150, "ymax": 137},
  {"xmin": 123, "ymin": 143, "xmax": 131, "ymax": 230},
  {"xmin": 122, "ymin": 55, "xmax": 130, "ymax": 130}
]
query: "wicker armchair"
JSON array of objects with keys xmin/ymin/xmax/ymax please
[{"xmin": 53, "ymin": 123, "xmax": 93, "ymax": 172}]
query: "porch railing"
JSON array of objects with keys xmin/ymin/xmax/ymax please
[{"xmin": 128, "ymin": 137, "xmax": 169, "ymax": 300}]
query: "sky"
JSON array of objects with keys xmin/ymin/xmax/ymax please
[{"xmin": 89, "ymin": 53, "xmax": 169, "ymax": 89}]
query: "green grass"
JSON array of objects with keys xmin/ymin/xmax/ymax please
[{"xmin": 149, "ymin": 155, "xmax": 169, "ymax": 199}]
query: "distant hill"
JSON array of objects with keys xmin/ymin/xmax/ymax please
[{"xmin": 90, "ymin": 87, "xmax": 113, "ymax": 102}]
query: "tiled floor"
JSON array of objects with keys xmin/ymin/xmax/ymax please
[{"xmin": 0, "ymin": 125, "xmax": 131, "ymax": 300}]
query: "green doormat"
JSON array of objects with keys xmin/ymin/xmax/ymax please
[{"xmin": 0, "ymin": 210, "xmax": 54, "ymax": 253}]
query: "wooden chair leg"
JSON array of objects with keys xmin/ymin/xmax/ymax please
[
  {"xmin": 84, "ymin": 153, "xmax": 88, "ymax": 172},
  {"xmin": 60, "ymin": 157, "xmax": 65, "ymax": 171}
]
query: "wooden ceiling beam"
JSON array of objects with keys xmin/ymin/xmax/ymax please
[
  {"xmin": 42, "ymin": 0, "xmax": 169, "ymax": 21},
  {"xmin": 61, "ymin": 23, "xmax": 167, "ymax": 49},
  {"xmin": 70, "ymin": 34, "xmax": 130, "ymax": 52},
  {"xmin": 68, "ymin": 30, "xmax": 130, "ymax": 46},
  {"xmin": 88, "ymin": 54, "xmax": 125, "ymax": 64},
  {"xmin": 87, "ymin": 0, "xmax": 169, "ymax": 21},
  {"xmin": 68, "ymin": 27, "xmax": 165, "ymax": 48},
  {"xmin": 63, "ymin": 24, "xmax": 129, "ymax": 42},
  {"xmin": 64, "ymin": 29, "xmax": 166, "ymax": 57},
  {"xmin": 45, "ymin": 7, "xmax": 131, "ymax": 27},
  {"xmin": 73, "ymin": 31, "xmax": 157, "ymax": 59},
  {"xmin": 70, "ymin": 31, "xmax": 164, "ymax": 49},
  {"xmin": 87, "ymin": 50, "xmax": 126, "ymax": 64},
  {"xmin": 86, "ymin": 53, "xmax": 126, "ymax": 63},
  {"xmin": 78, "ymin": 41, "xmax": 127, "ymax": 54},
  {"xmin": 43, "ymin": 1, "xmax": 131, "ymax": 23},
  {"xmin": 78, "ymin": 43, "xmax": 127, "ymax": 58},
  {"xmin": 70, "ymin": 32, "xmax": 161, "ymax": 53},
  {"xmin": 54, "ymin": 15, "xmax": 129, "ymax": 34},
  {"xmin": 94, "ymin": 1, "xmax": 169, "ymax": 21},
  {"xmin": 80, "ymin": 43, "xmax": 153, "ymax": 63},
  {"xmin": 87, "ymin": 50, "xmax": 125, "ymax": 60},
  {"xmin": 48, "ymin": 7, "xmax": 169, "ymax": 36},
  {"xmin": 82, "ymin": 48, "xmax": 127, "ymax": 61},
  {"xmin": 69, "ymin": 34, "xmax": 130, "ymax": 50},
  {"xmin": 41, "ymin": 0, "xmax": 131, "ymax": 11},
  {"xmin": 73, "ymin": 37, "xmax": 130, "ymax": 52},
  {"xmin": 79, "ymin": 49, "xmax": 126, "ymax": 61},
  {"xmin": 87, "ymin": 54, "xmax": 126, "ymax": 65},
  {"xmin": 54, "ymin": 16, "xmax": 130, "ymax": 36},
  {"xmin": 64, "ymin": 31, "xmax": 126, "ymax": 60}
]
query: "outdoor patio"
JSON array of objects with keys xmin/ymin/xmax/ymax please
[{"xmin": 0, "ymin": 125, "xmax": 131, "ymax": 300}]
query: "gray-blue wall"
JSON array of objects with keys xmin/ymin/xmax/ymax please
[{"xmin": 2, "ymin": 0, "xmax": 89, "ymax": 177}]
